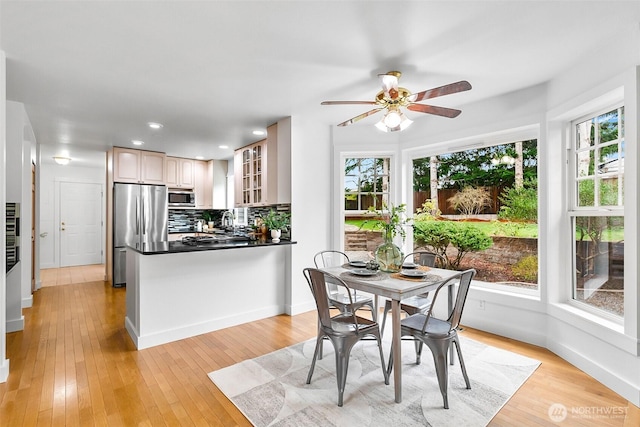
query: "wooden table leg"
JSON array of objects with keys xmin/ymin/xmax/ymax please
[{"xmin": 391, "ymin": 298, "xmax": 402, "ymax": 403}]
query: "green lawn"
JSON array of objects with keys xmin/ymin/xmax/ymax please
[
  {"xmin": 346, "ymin": 219, "xmax": 539, "ymax": 238},
  {"xmin": 346, "ymin": 219, "xmax": 624, "ymax": 242}
]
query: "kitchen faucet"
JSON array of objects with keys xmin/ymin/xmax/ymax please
[{"xmin": 221, "ymin": 210, "xmax": 234, "ymax": 229}]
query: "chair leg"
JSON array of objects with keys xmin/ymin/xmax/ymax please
[
  {"xmin": 414, "ymin": 339, "xmax": 424, "ymax": 365},
  {"xmin": 424, "ymin": 338, "xmax": 451, "ymax": 409},
  {"xmin": 386, "ymin": 343, "xmax": 394, "ymax": 377},
  {"xmin": 373, "ymin": 332, "xmax": 389, "ymax": 385},
  {"xmin": 306, "ymin": 334, "xmax": 324, "ymax": 384},
  {"xmin": 367, "ymin": 300, "xmax": 377, "ymax": 322},
  {"xmin": 453, "ymin": 336, "xmax": 471, "ymax": 389},
  {"xmin": 332, "ymin": 336, "xmax": 359, "ymax": 407},
  {"xmin": 380, "ymin": 300, "xmax": 391, "ymax": 337}
]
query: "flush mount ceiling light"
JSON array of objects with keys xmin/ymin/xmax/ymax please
[
  {"xmin": 148, "ymin": 122, "xmax": 163, "ymax": 130},
  {"xmin": 252, "ymin": 130, "xmax": 265, "ymax": 136},
  {"xmin": 53, "ymin": 156, "xmax": 71, "ymax": 165},
  {"xmin": 322, "ymin": 71, "xmax": 472, "ymax": 132},
  {"xmin": 219, "ymin": 145, "xmax": 229, "ymax": 149},
  {"xmin": 132, "ymin": 139, "xmax": 144, "ymax": 146}
]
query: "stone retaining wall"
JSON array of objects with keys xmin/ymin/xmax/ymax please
[{"xmin": 345, "ymin": 231, "xmax": 538, "ymax": 265}]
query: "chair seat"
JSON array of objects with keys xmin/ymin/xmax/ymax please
[
  {"xmin": 329, "ymin": 292, "xmax": 371, "ymax": 305},
  {"xmin": 401, "ymin": 313, "xmax": 452, "ymax": 337},
  {"xmin": 399, "ymin": 295, "xmax": 432, "ymax": 312},
  {"xmin": 329, "ymin": 314, "xmax": 379, "ymax": 334}
]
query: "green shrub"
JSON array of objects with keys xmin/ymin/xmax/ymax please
[
  {"xmin": 498, "ymin": 178, "xmax": 538, "ymax": 222},
  {"xmin": 414, "ymin": 220, "xmax": 492, "ymax": 270},
  {"xmin": 512, "ymin": 255, "xmax": 538, "ymax": 282}
]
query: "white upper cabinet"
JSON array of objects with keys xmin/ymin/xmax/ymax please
[
  {"xmin": 165, "ymin": 156, "xmax": 195, "ymax": 189},
  {"xmin": 113, "ymin": 147, "xmax": 165, "ymax": 185}
]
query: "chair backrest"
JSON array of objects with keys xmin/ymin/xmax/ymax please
[
  {"xmin": 303, "ymin": 268, "xmax": 357, "ymax": 329},
  {"xmin": 403, "ymin": 251, "xmax": 442, "ymax": 268},
  {"xmin": 314, "ymin": 250, "xmax": 350, "ymax": 268},
  {"xmin": 422, "ymin": 269, "xmax": 476, "ymax": 333}
]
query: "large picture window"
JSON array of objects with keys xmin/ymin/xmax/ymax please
[
  {"xmin": 412, "ymin": 141, "xmax": 539, "ymax": 291},
  {"xmin": 570, "ymin": 106, "xmax": 624, "ymax": 318}
]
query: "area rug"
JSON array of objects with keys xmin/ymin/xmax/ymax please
[{"xmin": 208, "ymin": 335, "xmax": 540, "ymax": 426}]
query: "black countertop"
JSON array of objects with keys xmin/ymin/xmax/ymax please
[{"xmin": 127, "ymin": 238, "xmax": 296, "ymax": 255}]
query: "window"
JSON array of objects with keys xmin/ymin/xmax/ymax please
[
  {"xmin": 344, "ymin": 158, "xmax": 390, "ymax": 212},
  {"xmin": 570, "ymin": 106, "xmax": 624, "ymax": 317},
  {"xmin": 412, "ymin": 141, "xmax": 539, "ymax": 291}
]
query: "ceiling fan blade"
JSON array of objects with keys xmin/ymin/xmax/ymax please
[
  {"xmin": 408, "ymin": 80, "xmax": 472, "ymax": 103},
  {"xmin": 321, "ymin": 101, "xmax": 377, "ymax": 105},
  {"xmin": 407, "ymin": 103, "xmax": 462, "ymax": 118},
  {"xmin": 337, "ymin": 108, "xmax": 384, "ymax": 127}
]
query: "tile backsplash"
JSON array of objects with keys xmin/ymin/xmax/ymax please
[{"xmin": 168, "ymin": 204, "xmax": 291, "ymax": 235}]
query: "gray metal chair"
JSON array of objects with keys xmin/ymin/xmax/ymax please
[
  {"xmin": 313, "ymin": 250, "xmax": 377, "ymax": 321},
  {"xmin": 303, "ymin": 268, "xmax": 389, "ymax": 406},
  {"xmin": 387, "ymin": 269, "xmax": 476, "ymax": 409},
  {"xmin": 380, "ymin": 251, "xmax": 445, "ymax": 335}
]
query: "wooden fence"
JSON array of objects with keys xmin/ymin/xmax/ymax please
[{"xmin": 414, "ymin": 186, "xmax": 508, "ymax": 215}]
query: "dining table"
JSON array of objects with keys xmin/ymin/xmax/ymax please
[{"xmin": 322, "ymin": 264, "xmax": 460, "ymax": 403}]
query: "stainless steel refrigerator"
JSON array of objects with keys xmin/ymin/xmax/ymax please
[{"xmin": 113, "ymin": 183, "xmax": 168, "ymax": 287}]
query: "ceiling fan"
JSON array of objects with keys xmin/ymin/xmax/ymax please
[{"xmin": 321, "ymin": 71, "xmax": 472, "ymax": 132}]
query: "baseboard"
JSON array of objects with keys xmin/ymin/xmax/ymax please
[
  {"xmin": 6, "ymin": 316, "xmax": 25, "ymax": 333},
  {"xmin": 549, "ymin": 339, "xmax": 640, "ymax": 407},
  {"xmin": 22, "ymin": 295, "xmax": 33, "ymax": 308},
  {"xmin": 0, "ymin": 358, "xmax": 9, "ymax": 383},
  {"xmin": 287, "ymin": 300, "xmax": 316, "ymax": 316},
  {"xmin": 130, "ymin": 305, "xmax": 284, "ymax": 350}
]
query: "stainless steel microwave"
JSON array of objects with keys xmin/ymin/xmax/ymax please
[{"xmin": 168, "ymin": 190, "xmax": 195, "ymax": 207}]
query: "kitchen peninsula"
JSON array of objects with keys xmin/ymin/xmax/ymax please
[{"xmin": 124, "ymin": 236, "xmax": 296, "ymax": 349}]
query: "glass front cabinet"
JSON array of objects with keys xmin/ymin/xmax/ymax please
[{"xmin": 235, "ymin": 140, "xmax": 266, "ymax": 207}]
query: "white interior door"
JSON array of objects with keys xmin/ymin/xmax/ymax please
[{"xmin": 60, "ymin": 182, "xmax": 103, "ymax": 267}]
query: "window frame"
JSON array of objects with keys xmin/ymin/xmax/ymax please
[
  {"xmin": 343, "ymin": 156, "xmax": 392, "ymax": 214},
  {"xmin": 567, "ymin": 103, "xmax": 625, "ymax": 322}
]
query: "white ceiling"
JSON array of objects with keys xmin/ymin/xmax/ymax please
[{"xmin": 2, "ymin": 1, "xmax": 640, "ymax": 165}]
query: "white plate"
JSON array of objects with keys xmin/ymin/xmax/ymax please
[
  {"xmin": 402, "ymin": 262, "xmax": 417, "ymax": 269},
  {"xmin": 350, "ymin": 269, "xmax": 377, "ymax": 276},
  {"xmin": 349, "ymin": 261, "xmax": 367, "ymax": 268},
  {"xmin": 400, "ymin": 269, "xmax": 428, "ymax": 278}
]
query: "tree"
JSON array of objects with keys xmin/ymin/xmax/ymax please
[{"xmin": 413, "ymin": 140, "xmax": 537, "ymax": 191}]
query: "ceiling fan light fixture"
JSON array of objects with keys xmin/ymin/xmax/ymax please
[
  {"xmin": 53, "ymin": 156, "xmax": 71, "ymax": 165},
  {"xmin": 383, "ymin": 109, "xmax": 402, "ymax": 128},
  {"xmin": 376, "ymin": 109, "xmax": 412, "ymax": 132}
]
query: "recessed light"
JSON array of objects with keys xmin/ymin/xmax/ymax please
[
  {"xmin": 148, "ymin": 122, "xmax": 163, "ymax": 129},
  {"xmin": 252, "ymin": 130, "xmax": 265, "ymax": 136},
  {"xmin": 219, "ymin": 145, "xmax": 229, "ymax": 149},
  {"xmin": 132, "ymin": 140, "xmax": 144, "ymax": 146},
  {"xmin": 195, "ymin": 156, "xmax": 204, "ymax": 160}
]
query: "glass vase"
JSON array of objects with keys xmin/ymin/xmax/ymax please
[{"xmin": 375, "ymin": 230, "xmax": 403, "ymax": 273}]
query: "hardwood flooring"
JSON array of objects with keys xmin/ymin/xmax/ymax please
[
  {"xmin": 1, "ymin": 271, "xmax": 638, "ymax": 426},
  {"xmin": 40, "ymin": 264, "xmax": 105, "ymax": 287}
]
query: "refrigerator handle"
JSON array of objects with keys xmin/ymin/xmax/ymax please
[
  {"xmin": 136, "ymin": 196, "xmax": 140, "ymax": 235},
  {"xmin": 141, "ymin": 197, "xmax": 146, "ymax": 235}
]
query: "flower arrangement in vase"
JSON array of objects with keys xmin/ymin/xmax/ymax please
[{"xmin": 363, "ymin": 203, "xmax": 411, "ymax": 272}]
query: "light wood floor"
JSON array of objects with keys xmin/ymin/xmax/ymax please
[
  {"xmin": 40, "ymin": 264, "xmax": 105, "ymax": 287},
  {"xmin": 1, "ymin": 270, "xmax": 638, "ymax": 426}
]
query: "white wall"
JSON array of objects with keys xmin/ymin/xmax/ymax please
[
  {"xmin": 0, "ymin": 49, "xmax": 9, "ymax": 383},
  {"xmin": 39, "ymin": 161, "xmax": 105, "ymax": 269},
  {"xmin": 288, "ymin": 115, "xmax": 332, "ymax": 315}
]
